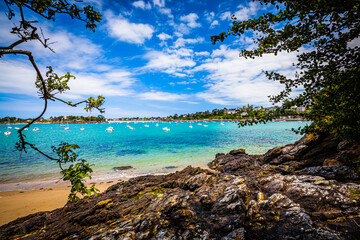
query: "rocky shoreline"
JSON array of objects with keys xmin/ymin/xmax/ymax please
[{"xmin": 1, "ymin": 134, "xmax": 359, "ymax": 239}]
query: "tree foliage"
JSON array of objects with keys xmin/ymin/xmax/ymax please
[
  {"xmin": 212, "ymin": 0, "xmax": 360, "ymax": 141},
  {"xmin": 1, "ymin": 0, "xmax": 104, "ymax": 201}
]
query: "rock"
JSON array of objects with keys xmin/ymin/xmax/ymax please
[
  {"xmin": 323, "ymin": 159, "xmax": 342, "ymax": 167},
  {"xmin": 221, "ymin": 228, "xmax": 245, "ymax": 240},
  {"xmin": 164, "ymin": 166, "xmax": 177, "ymax": 169},
  {"xmin": 113, "ymin": 166, "xmax": 133, "ymax": 171},
  {"xmin": 229, "ymin": 148, "xmax": 246, "ymax": 156},
  {"xmin": 1, "ymin": 135, "xmax": 360, "ymax": 240}
]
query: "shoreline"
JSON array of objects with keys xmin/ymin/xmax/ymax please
[
  {"xmin": 0, "ymin": 183, "xmax": 114, "ymax": 226},
  {"xmin": 0, "ymin": 163, "xmax": 212, "ymax": 192},
  {"xmin": 0, "ymin": 118, "xmax": 305, "ymax": 125},
  {"xmin": 0, "ymin": 164, "xmax": 211, "ymax": 226}
]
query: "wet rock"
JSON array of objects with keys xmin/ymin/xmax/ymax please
[
  {"xmin": 113, "ymin": 166, "xmax": 133, "ymax": 171},
  {"xmin": 164, "ymin": 166, "xmax": 177, "ymax": 169}
]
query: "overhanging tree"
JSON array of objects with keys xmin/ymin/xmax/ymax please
[
  {"xmin": 1, "ymin": 0, "xmax": 104, "ymax": 201},
  {"xmin": 212, "ymin": 0, "xmax": 360, "ymax": 141}
]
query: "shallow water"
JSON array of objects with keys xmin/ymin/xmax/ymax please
[{"xmin": 0, "ymin": 121, "xmax": 309, "ymax": 189}]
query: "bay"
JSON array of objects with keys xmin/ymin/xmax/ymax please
[{"xmin": 0, "ymin": 121, "xmax": 309, "ymax": 188}]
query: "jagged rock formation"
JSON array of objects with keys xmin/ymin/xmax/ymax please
[{"xmin": 1, "ymin": 134, "xmax": 359, "ymax": 239}]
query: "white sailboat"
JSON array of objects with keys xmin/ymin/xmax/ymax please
[
  {"xmin": 203, "ymin": 124, "xmax": 208, "ymax": 127},
  {"xmin": 106, "ymin": 126, "xmax": 114, "ymax": 132},
  {"xmin": 162, "ymin": 127, "xmax": 170, "ymax": 131},
  {"xmin": 80, "ymin": 122, "xmax": 84, "ymax": 131},
  {"xmin": 60, "ymin": 118, "xmax": 66, "ymax": 127},
  {"xmin": 4, "ymin": 119, "xmax": 11, "ymax": 135},
  {"xmin": 64, "ymin": 122, "xmax": 69, "ymax": 130},
  {"xmin": 144, "ymin": 124, "xmax": 149, "ymax": 127},
  {"xmin": 189, "ymin": 122, "xmax": 193, "ymax": 128},
  {"xmin": 155, "ymin": 123, "xmax": 159, "ymax": 127},
  {"xmin": 33, "ymin": 127, "xmax": 39, "ymax": 131},
  {"xmin": 126, "ymin": 125, "xmax": 134, "ymax": 130}
]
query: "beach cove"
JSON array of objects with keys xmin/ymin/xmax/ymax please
[
  {"xmin": 0, "ymin": 121, "xmax": 309, "ymax": 191},
  {"xmin": 0, "ymin": 121, "xmax": 309, "ymax": 225}
]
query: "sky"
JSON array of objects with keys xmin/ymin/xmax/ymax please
[{"xmin": 0, "ymin": 0, "xmax": 299, "ymax": 118}]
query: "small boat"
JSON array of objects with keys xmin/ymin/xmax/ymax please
[
  {"xmin": 189, "ymin": 125, "xmax": 193, "ymax": 128},
  {"xmin": 144, "ymin": 124, "xmax": 149, "ymax": 127},
  {"xmin": 126, "ymin": 125, "xmax": 134, "ymax": 130},
  {"xmin": 203, "ymin": 125, "xmax": 208, "ymax": 127},
  {"xmin": 155, "ymin": 123, "xmax": 159, "ymax": 127},
  {"xmin": 197, "ymin": 123, "xmax": 202, "ymax": 126},
  {"xmin": 4, "ymin": 131, "xmax": 11, "ymax": 135},
  {"xmin": 106, "ymin": 126, "xmax": 114, "ymax": 132},
  {"xmin": 60, "ymin": 118, "xmax": 66, "ymax": 127},
  {"xmin": 14, "ymin": 127, "xmax": 19, "ymax": 130},
  {"xmin": 33, "ymin": 127, "xmax": 39, "ymax": 131},
  {"xmin": 7, "ymin": 126, "xmax": 12, "ymax": 129},
  {"xmin": 80, "ymin": 123, "xmax": 84, "ymax": 131},
  {"xmin": 162, "ymin": 127, "xmax": 170, "ymax": 131},
  {"xmin": 24, "ymin": 128, "xmax": 28, "ymax": 131}
]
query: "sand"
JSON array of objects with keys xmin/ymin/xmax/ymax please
[{"xmin": 0, "ymin": 183, "xmax": 113, "ymax": 226}]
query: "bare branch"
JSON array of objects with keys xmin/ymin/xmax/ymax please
[{"xmin": 50, "ymin": 95, "xmax": 87, "ymax": 107}]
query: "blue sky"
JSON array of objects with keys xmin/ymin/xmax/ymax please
[{"xmin": 0, "ymin": 0, "xmax": 299, "ymax": 118}]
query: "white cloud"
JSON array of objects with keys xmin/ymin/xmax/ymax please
[
  {"xmin": 65, "ymin": 70, "xmax": 136, "ymax": 98},
  {"xmin": 210, "ymin": 20, "xmax": 219, "ymax": 28},
  {"xmin": 0, "ymin": 58, "xmax": 136, "ymax": 99},
  {"xmin": 180, "ymin": 13, "xmax": 201, "ymax": 28},
  {"xmin": 152, "ymin": 0, "xmax": 165, "ymax": 7},
  {"xmin": 174, "ymin": 37, "xmax": 204, "ymax": 48},
  {"xmin": 157, "ymin": 32, "xmax": 172, "ymax": 41},
  {"xmin": 195, "ymin": 51, "xmax": 210, "ymax": 57},
  {"xmin": 0, "ymin": 59, "xmax": 38, "ymax": 96},
  {"xmin": 221, "ymin": 2, "xmax": 260, "ymax": 21},
  {"xmin": 177, "ymin": 23, "xmax": 190, "ymax": 35},
  {"xmin": 233, "ymin": 1, "xmax": 260, "ymax": 21},
  {"xmin": 205, "ymin": 11, "xmax": 215, "ymax": 22},
  {"xmin": 193, "ymin": 45, "xmax": 299, "ymax": 106},
  {"xmin": 144, "ymin": 50, "xmax": 196, "ymax": 76},
  {"xmin": 132, "ymin": 0, "xmax": 152, "ymax": 10},
  {"xmin": 220, "ymin": 11, "xmax": 231, "ymax": 21},
  {"xmin": 105, "ymin": 12, "xmax": 154, "ymax": 44},
  {"xmin": 159, "ymin": 8, "xmax": 173, "ymax": 18},
  {"xmin": 2, "ymin": 24, "xmax": 104, "ymax": 72},
  {"xmin": 168, "ymin": 47, "xmax": 194, "ymax": 57},
  {"xmin": 348, "ymin": 37, "xmax": 360, "ymax": 48},
  {"xmin": 139, "ymin": 90, "xmax": 187, "ymax": 101}
]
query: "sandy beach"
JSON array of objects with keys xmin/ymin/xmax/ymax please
[{"xmin": 0, "ymin": 183, "xmax": 113, "ymax": 226}]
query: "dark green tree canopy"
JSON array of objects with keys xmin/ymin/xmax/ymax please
[{"xmin": 212, "ymin": 0, "xmax": 360, "ymax": 141}]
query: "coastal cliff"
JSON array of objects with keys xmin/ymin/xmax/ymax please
[{"xmin": 1, "ymin": 134, "xmax": 359, "ymax": 239}]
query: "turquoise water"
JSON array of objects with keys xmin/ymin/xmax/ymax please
[{"xmin": 0, "ymin": 121, "xmax": 309, "ymax": 186}]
